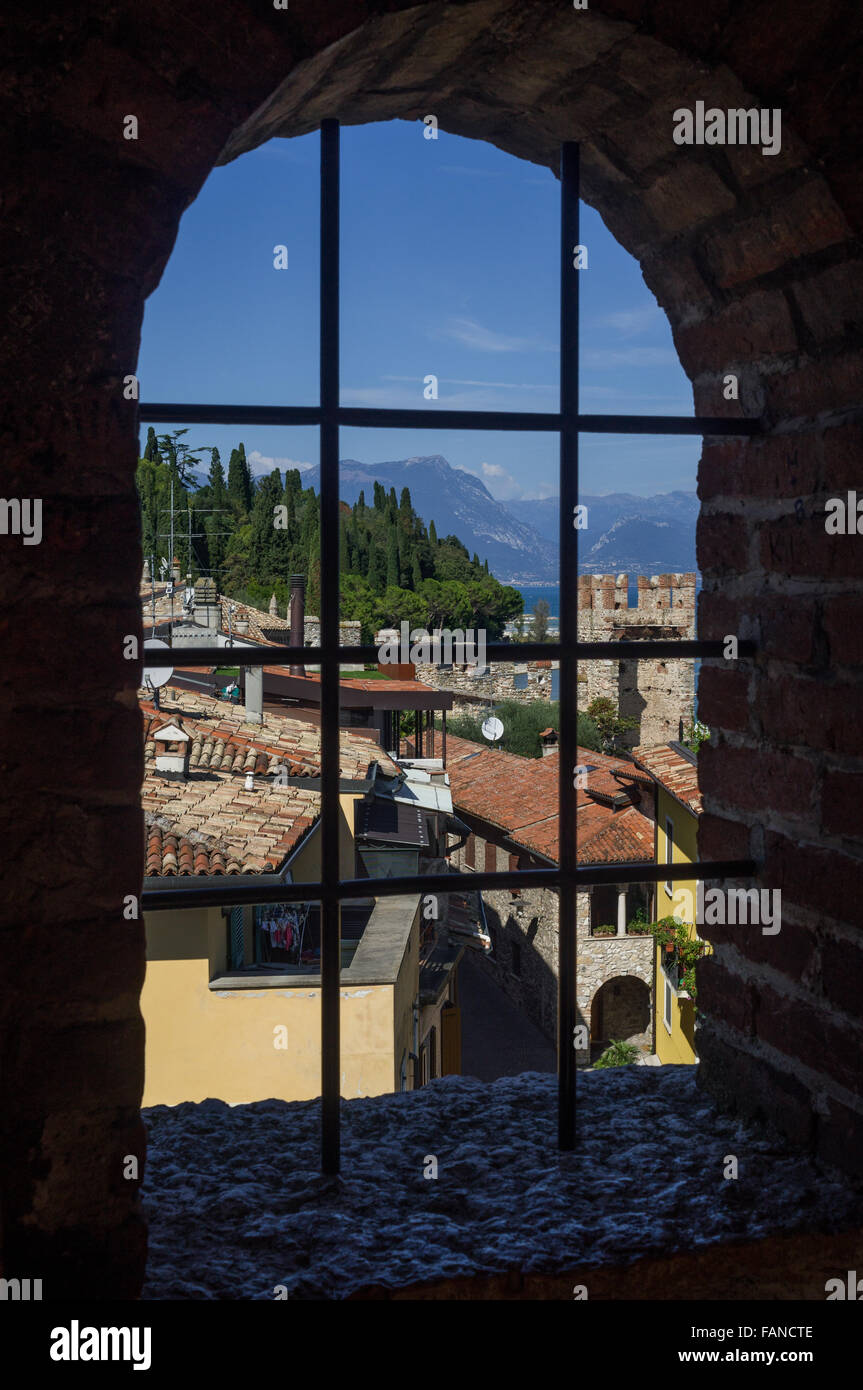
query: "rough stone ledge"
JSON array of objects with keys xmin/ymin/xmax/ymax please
[{"xmin": 141, "ymin": 1067, "xmax": 862, "ymax": 1299}]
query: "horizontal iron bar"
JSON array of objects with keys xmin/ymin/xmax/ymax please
[
  {"xmin": 141, "ymin": 859, "xmax": 758, "ymax": 912},
  {"xmin": 577, "ymin": 415, "xmax": 761, "ymax": 436},
  {"xmin": 139, "ymin": 403, "xmax": 322, "ymax": 426},
  {"xmin": 140, "ymin": 402, "xmax": 761, "ymax": 436},
  {"xmin": 148, "ymin": 639, "xmax": 756, "ymax": 667}
]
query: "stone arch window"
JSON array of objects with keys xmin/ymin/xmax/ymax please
[{"xmin": 140, "ymin": 120, "xmax": 758, "ymax": 1171}]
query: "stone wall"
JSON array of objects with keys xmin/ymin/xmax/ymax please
[{"xmin": 413, "ymin": 659, "xmax": 557, "ymax": 713}]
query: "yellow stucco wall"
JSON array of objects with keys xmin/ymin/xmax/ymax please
[
  {"xmin": 141, "ymin": 792, "xmax": 419, "ymax": 1105},
  {"xmin": 142, "ymin": 908, "xmax": 407, "ymax": 1105},
  {"xmin": 654, "ymin": 785, "xmax": 701, "ymax": 1066}
]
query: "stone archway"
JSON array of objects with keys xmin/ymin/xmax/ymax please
[
  {"xmin": 3, "ymin": 0, "xmax": 863, "ymax": 1295},
  {"xmin": 590, "ymin": 975, "xmax": 652, "ymax": 1054}
]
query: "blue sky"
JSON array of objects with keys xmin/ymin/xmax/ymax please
[{"xmin": 139, "ymin": 120, "xmax": 699, "ymax": 500}]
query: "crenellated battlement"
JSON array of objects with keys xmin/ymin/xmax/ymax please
[{"xmin": 577, "ymin": 572, "xmax": 697, "ymax": 617}]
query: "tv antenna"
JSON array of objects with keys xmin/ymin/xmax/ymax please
[{"xmin": 143, "ymin": 638, "xmax": 174, "ymax": 710}]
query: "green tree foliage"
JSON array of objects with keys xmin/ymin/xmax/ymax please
[
  {"xmin": 438, "ymin": 702, "xmax": 601, "ymax": 759},
  {"xmin": 136, "ymin": 442, "xmax": 525, "ymax": 646},
  {"xmin": 143, "ymin": 426, "xmax": 161, "ymax": 463},
  {"xmin": 586, "ymin": 697, "xmax": 638, "ymax": 753},
  {"xmin": 529, "ymin": 598, "xmax": 551, "ymax": 642}
]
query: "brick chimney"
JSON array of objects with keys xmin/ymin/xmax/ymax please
[{"xmin": 289, "ymin": 574, "xmax": 305, "ymax": 677}]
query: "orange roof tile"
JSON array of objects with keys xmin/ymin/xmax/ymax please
[
  {"xmin": 632, "ymin": 743, "xmax": 702, "ymax": 815},
  {"xmin": 443, "ymin": 734, "xmax": 655, "ymax": 866}
]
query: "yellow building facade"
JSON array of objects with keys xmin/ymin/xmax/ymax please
[{"xmin": 633, "ymin": 744, "xmax": 705, "ymax": 1066}]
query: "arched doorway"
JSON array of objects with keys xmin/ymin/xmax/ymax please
[{"xmin": 590, "ymin": 976, "xmax": 651, "ymax": 1058}]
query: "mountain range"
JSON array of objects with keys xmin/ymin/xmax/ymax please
[{"xmin": 282, "ymin": 455, "xmax": 697, "ymax": 583}]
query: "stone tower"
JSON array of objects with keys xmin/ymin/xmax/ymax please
[{"xmin": 577, "ymin": 573, "xmax": 697, "ymax": 747}]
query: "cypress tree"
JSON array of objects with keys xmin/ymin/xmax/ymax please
[
  {"xmin": 373, "ymin": 481, "xmax": 386, "ymax": 512},
  {"xmin": 143, "ymin": 426, "xmax": 161, "ymax": 463},
  {"xmin": 227, "ymin": 448, "xmax": 248, "ymax": 514},
  {"xmin": 386, "ymin": 528, "xmax": 399, "ymax": 588},
  {"xmin": 367, "ymin": 540, "xmax": 385, "ymax": 590},
  {"xmin": 429, "ymin": 519, "xmax": 438, "ymax": 548}
]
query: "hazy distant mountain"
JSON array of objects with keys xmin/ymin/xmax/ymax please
[
  {"xmin": 304, "ymin": 455, "xmax": 559, "ymax": 582},
  {"xmin": 512, "ymin": 492, "xmax": 699, "ymax": 575}
]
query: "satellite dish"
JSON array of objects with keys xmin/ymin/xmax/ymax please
[
  {"xmin": 143, "ymin": 639, "xmax": 174, "ymax": 690},
  {"xmin": 481, "ymin": 715, "xmax": 504, "ymax": 743}
]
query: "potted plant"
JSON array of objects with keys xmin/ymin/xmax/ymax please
[{"xmin": 593, "ymin": 922, "xmax": 617, "ymax": 936}]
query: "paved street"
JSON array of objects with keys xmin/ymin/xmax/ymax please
[{"xmin": 458, "ymin": 950, "xmax": 556, "ymax": 1081}]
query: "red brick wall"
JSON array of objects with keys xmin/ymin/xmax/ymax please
[{"xmin": 3, "ymin": 0, "xmax": 863, "ymax": 1296}]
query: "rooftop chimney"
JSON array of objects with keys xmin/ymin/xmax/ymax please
[
  {"xmin": 244, "ymin": 665, "xmax": 263, "ymax": 724},
  {"xmin": 269, "ymin": 593, "xmax": 279, "ymax": 618},
  {"xmin": 153, "ymin": 720, "xmax": 191, "ymax": 778},
  {"xmin": 289, "ymin": 574, "xmax": 306, "ymax": 677}
]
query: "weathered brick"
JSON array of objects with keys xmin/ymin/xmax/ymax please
[
  {"xmin": 792, "ymin": 259, "xmax": 863, "ymax": 343},
  {"xmin": 823, "ymin": 596, "xmax": 863, "ymax": 665},
  {"xmin": 755, "ymin": 676, "xmax": 863, "ymax": 755},
  {"xmin": 764, "ymin": 830, "xmax": 863, "ymax": 925},
  {"xmin": 756, "ymin": 982, "xmax": 863, "ymax": 1095},
  {"xmin": 703, "ymin": 180, "xmax": 849, "ymax": 289},
  {"xmin": 820, "ymin": 769, "xmax": 863, "ymax": 838},
  {"xmin": 759, "ymin": 512, "xmax": 863, "ymax": 579},
  {"xmin": 696, "ymin": 512, "xmax": 751, "ymax": 573},
  {"xmin": 677, "ymin": 288, "xmax": 797, "ymax": 373},
  {"xmin": 698, "ymin": 666, "xmax": 752, "ymax": 733}
]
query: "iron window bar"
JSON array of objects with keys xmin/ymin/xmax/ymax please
[{"xmin": 138, "ymin": 121, "xmax": 761, "ymax": 1171}]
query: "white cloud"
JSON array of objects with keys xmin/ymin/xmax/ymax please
[
  {"xmin": 593, "ymin": 304, "xmax": 664, "ymax": 337},
  {"xmin": 438, "ymin": 316, "xmax": 557, "ymax": 354},
  {"xmin": 247, "ymin": 449, "xmax": 313, "ymax": 476},
  {"xmin": 581, "ymin": 346, "xmax": 678, "ymax": 369}
]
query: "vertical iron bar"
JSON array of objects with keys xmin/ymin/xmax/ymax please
[
  {"xmin": 320, "ymin": 119, "xmax": 341, "ymax": 1174},
  {"xmin": 558, "ymin": 142, "xmax": 579, "ymax": 1150}
]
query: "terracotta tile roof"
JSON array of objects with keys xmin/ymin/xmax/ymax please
[
  {"xmin": 141, "ymin": 690, "xmax": 398, "ymax": 877},
  {"xmin": 631, "ymin": 743, "xmax": 702, "ymax": 815},
  {"xmin": 139, "ymin": 582, "xmax": 293, "ymax": 644},
  {"xmin": 262, "ymin": 669, "xmax": 441, "ymax": 696},
  {"xmin": 442, "ymin": 735, "xmax": 655, "ymax": 866},
  {"xmin": 142, "ymin": 687, "xmax": 397, "ymax": 780}
]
